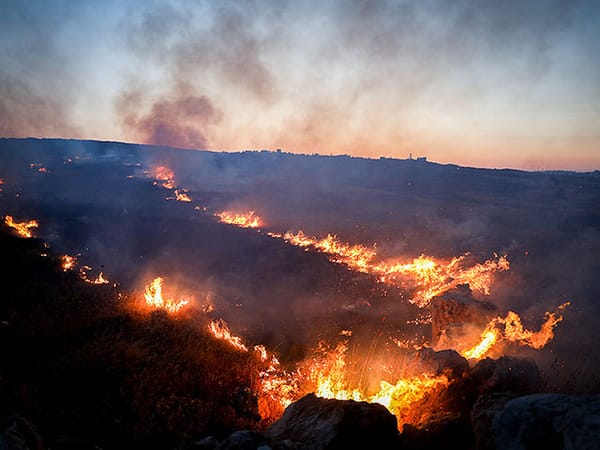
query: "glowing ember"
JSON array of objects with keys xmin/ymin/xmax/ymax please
[
  {"xmin": 143, "ymin": 277, "xmax": 190, "ymax": 313},
  {"xmin": 151, "ymin": 165, "xmax": 176, "ymax": 189},
  {"xmin": 271, "ymin": 230, "xmax": 509, "ymax": 307},
  {"xmin": 216, "ymin": 210, "xmax": 262, "ymax": 228},
  {"xmin": 173, "ymin": 189, "xmax": 192, "ymax": 202},
  {"xmin": 4, "ymin": 215, "xmax": 39, "ymax": 238},
  {"xmin": 60, "ymin": 254, "xmax": 77, "ymax": 271},
  {"xmin": 79, "ymin": 266, "xmax": 110, "ymax": 285},
  {"xmin": 461, "ymin": 303, "xmax": 569, "ymax": 360}
]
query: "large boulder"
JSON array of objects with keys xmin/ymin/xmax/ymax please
[
  {"xmin": 406, "ymin": 348, "xmax": 470, "ymax": 378},
  {"xmin": 470, "ymin": 356, "xmax": 541, "ymax": 396},
  {"xmin": 267, "ymin": 394, "xmax": 399, "ymax": 450},
  {"xmin": 493, "ymin": 394, "xmax": 600, "ymax": 450},
  {"xmin": 471, "ymin": 393, "xmax": 516, "ymax": 450},
  {"xmin": 430, "ymin": 284, "xmax": 497, "ymax": 350}
]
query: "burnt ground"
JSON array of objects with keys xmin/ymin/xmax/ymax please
[{"xmin": 0, "ymin": 138, "xmax": 599, "ymax": 447}]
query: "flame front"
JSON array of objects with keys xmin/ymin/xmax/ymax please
[
  {"xmin": 4, "ymin": 215, "xmax": 39, "ymax": 238},
  {"xmin": 272, "ymin": 230, "xmax": 509, "ymax": 307},
  {"xmin": 144, "ymin": 277, "xmax": 190, "ymax": 313},
  {"xmin": 216, "ymin": 210, "xmax": 262, "ymax": 228},
  {"xmin": 208, "ymin": 319, "xmax": 249, "ymax": 352}
]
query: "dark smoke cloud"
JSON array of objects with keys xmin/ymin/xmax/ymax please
[
  {"xmin": 117, "ymin": 0, "xmax": 280, "ymax": 148},
  {"xmin": 117, "ymin": 84, "xmax": 222, "ymax": 149}
]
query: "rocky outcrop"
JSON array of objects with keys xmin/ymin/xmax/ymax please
[
  {"xmin": 267, "ymin": 394, "xmax": 399, "ymax": 450},
  {"xmin": 470, "ymin": 356, "xmax": 541, "ymax": 396},
  {"xmin": 492, "ymin": 394, "xmax": 600, "ymax": 450},
  {"xmin": 430, "ymin": 284, "xmax": 497, "ymax": 349}
]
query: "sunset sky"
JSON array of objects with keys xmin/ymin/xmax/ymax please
[{"xmin": 1, "ymin": 0, "xmax": 599, "ymax": 170}]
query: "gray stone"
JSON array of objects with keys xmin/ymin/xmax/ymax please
[
  {"xmin": 219, "ymin": 430, "xmax": 272, "ymax": 450},
  {"xmin": 267, "ymin": 394, "xmax": 399, "ymax": 450},
  {"xmin": 493, "ymin": 394, "xmax": 600, "ymax": 450},
  {"xmin": 471, "ymin": 392, "xmax": 516, "ymax": 450},
  {"xmin": 470, "ymin": 356, "xmax": 541, "ymax": 396}
]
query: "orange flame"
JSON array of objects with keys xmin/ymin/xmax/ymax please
[
  {"xmin": 303, "ymin": 341, "xmax": 449, "ymax": 427},
  {"xmin": 173, "ymin": 189, "xmax": 192, "ymax": 202},
  {"xmin": 216, "ymin": 210, "xmax": 262, "ymax": 228},
  {"xmin": 271, "ymin": 231, "xmax": 509, "ymax": 307},
  {"xmin": 152, "ymin": 165, "xmax": 176, "ymax": 189},
  {"xmin": 78, "ymin": 266, "xmax": 110, "ymax": 284},
  {"xmin": 208, "ymin": 319, "xmax": 249, "ymax": 352},
  {"xmin": 461, "ymin": 303, "xmax": 569, "ymax": 360},
  {"xmin": 60, "ymin": 254, "xmax": 77, "ymax": 271},
  {"xmin": 143, "ymin": 277, "xmax": 190, "ymax": 313},
  {"xmin": 4, "ymin": 215, "xmax": 39, "ymax": 238}
]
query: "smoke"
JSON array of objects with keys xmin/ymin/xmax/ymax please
[{"xmin": 117, "ymin": 83, "xmax": 221, "ymax": 149}]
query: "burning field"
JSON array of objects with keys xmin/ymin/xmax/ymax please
[{"xmin": 0, "ymin": 138, "xmax": 599, "ymax": 449}]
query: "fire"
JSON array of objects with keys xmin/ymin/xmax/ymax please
[
  {"xmin": 208, "ymin": 319, "xmax": 249, "ymax": 352},
  {"xmin": 173, "ymin": 189, "xmax": 192, "ymax": 202},
  {"xmin": 216, "ymin": 210, "xmax": 262, "ymax": 228},
  {"xmin": 151, "ymin": 165, "xmax": 176, "ymax": 189},
  {"xmin": 60, "ymin": 254, "xmax": 77, "ymax": 271},
  {"xmin": 272, "ymin": 230, "xmax": 509, "ymax": 307},
  {"xmin": 4, "ymin": 215, "xmax": 39, "ymax": 238},
  {"xmin": 143, "ymin": 277, "xmax": 190, "ymax": 313},
  {"xmin": 79, "ymin": 266, "xmax": 110, "ymax": 285},
  {"xmin": 207, "ymin": 319, "xmax": 299, "ymax": 415},
  {"xmin": 303, "ymin": 341, "xmax": 449, "ymax": 426},
  {"xmin": 0, "ymin": 178, "xmax": 4, "ymax": 191},
  {"xmin": 461, "ymin": 303, "xmax": 569, "ymax": 360}
]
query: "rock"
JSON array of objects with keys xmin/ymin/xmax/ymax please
[
  {"xmin": 399, "ymin": 415, "xmax": 474, "ymax": 450},
  {"xmin": 192, "ymin": 436, "xmax": 220, "ymax": 449},
  {"xmin": 267, "ymin": 394, "xmax": 399, "ymax": 450},
  {"xmin": 0, "ymin": 415, "xmax": 45, "ymax": 450},
  {"xmin": 219, "ymin": 430, "xmax": 273, "ymax": 450},
  {"xmin": 430, "ymin": 284, "xmax": 497, "ymax": 349},
  {"xmin": 471, "ymin": 393, "xmax": 516, "ymax": 450},
  {"xmin": 470, "ymin": 356, "xmax": 541, "ymax": 396},
  {"xmin": 493, "ymin": 394, "xmax": 600, "ymax": 450},
  {"xmin": 407, "ymin": 348, "xmax": 470, "ymax": 378}
]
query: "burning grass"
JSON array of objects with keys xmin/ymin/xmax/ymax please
[
  {"xmin": 216, "ymin": 210, "xmax": 262, "ymax": 228},
  {"xmin": 268, "ymin": 230, "xmax": 509, "ymax": 307},
  {"xmin": 0, "ymin": 229, "xmax": 268, "ymax": 448},
  {"xmin": 4, "ymin": 215, "xmax": 39, "ymax": 238}
]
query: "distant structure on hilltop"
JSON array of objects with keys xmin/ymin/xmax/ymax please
[{"xmin": 408, "ymin": 153, "xmax": 427, "ymax": 162}]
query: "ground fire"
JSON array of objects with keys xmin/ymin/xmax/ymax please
[
  {"xmin": 151, "ymin": 165, "xmax": 176, "ymax": 189},
  {"xmin": 144, "ymin": 276, "xmax": 190, "ymax": 313},
  {"xmin": 216, "ymin": 210, "xmax": 262, "ymax": 228},
  {"xmin": 266, "ymin": 229, "xmax": 509, "ymax": 307},
  {"xmin": 4, "ymin": 215, "xmax": 39, "ymax": 238}
]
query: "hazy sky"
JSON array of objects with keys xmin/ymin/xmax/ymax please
[{"xmin": 1, "ymin": 0, "xmax": 599, "ymax": 170}]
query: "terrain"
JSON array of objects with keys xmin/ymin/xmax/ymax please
[{"xmin": 0, "ymin": 138, "xmax": 599, "ymax": 448}]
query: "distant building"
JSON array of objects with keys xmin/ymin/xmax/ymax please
[{"xmin": 416, "ymin": 156, "xmax": 427, "ymax": 162}]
